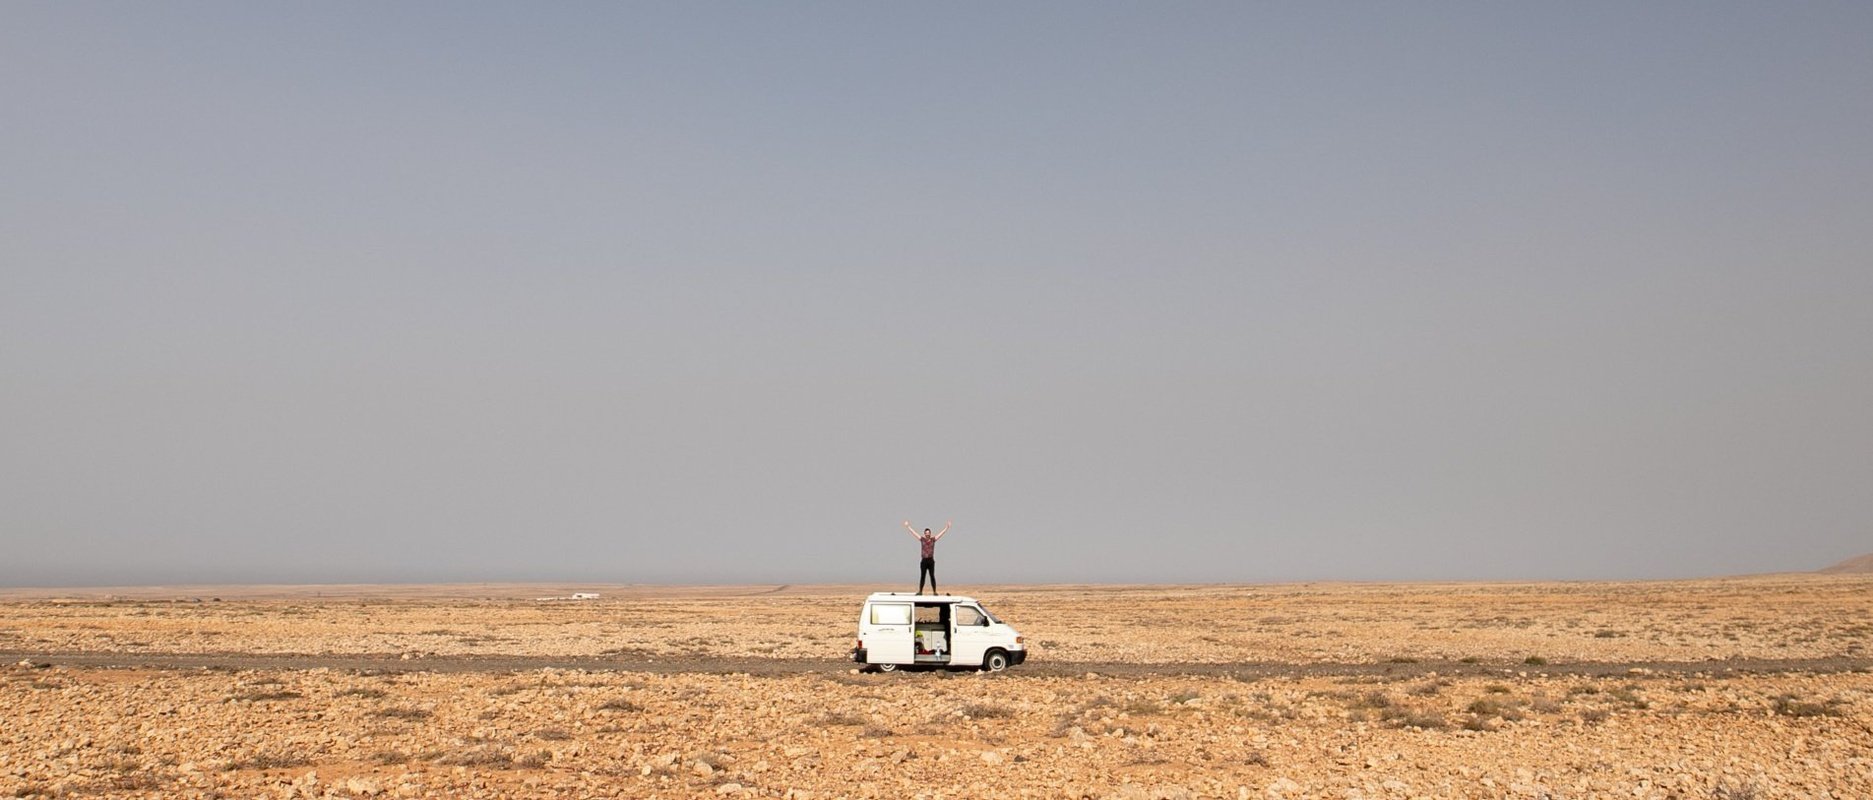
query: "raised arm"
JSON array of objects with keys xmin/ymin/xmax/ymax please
[
  {"xmin": 902, "ymin": 520, "xmax": 922, "ymax": 539},
  {"xmin": 934, "ymin": 520, "xmax": 952, "ymax": 540}
]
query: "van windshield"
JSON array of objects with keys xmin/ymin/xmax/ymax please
[{"xmin": 975, "ymin": 605, "xmax": 999, "ymax": 625}]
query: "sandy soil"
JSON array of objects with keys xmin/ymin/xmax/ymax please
[{"xmin": 3, "ymin": 576, "xmax": 1870, "ymax": 799}]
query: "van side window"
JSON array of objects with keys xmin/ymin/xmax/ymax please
[
  {"xmin": 954, "ymin": 605, "xmax": 983, "ymax": 626},
  {"xmin": 870, "ymin": 603, "xmax": 911, "ymax": 625}
]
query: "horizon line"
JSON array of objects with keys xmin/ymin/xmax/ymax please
[{"xmin": 0, "ymin": 572, "xmax": 1846, "ymax": 600}]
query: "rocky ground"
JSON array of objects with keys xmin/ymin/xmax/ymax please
[
  {"xmin": 3, "ymin": 576, "xmax": 1870, "ymax": 799},
  {"xmin": 4, "ymin": 576, "xmax": 1869, "ymax": 665}
]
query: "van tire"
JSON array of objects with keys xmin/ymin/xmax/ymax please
[
  {"xmin": 983, "ymin": 650, "xmax": 1010, "ymax": 672},
  {"xmin": 875, "ymin": 663, "xmax": 898, "ymax": 673}
]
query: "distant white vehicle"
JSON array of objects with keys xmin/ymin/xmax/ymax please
[
  {"xmin": 535, "ymin": 593, "xmax": 601, "ymax": 601},
  {"xmin": 853, "ymin": 592, "xmax": 1027, "ymax": 672}
]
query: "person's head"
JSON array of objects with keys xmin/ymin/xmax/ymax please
[{"xmin": 923, "ymin": 528, "xmax": 932, "ymax": 535}]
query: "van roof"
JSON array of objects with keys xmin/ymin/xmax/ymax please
[{"xmin": 864, "ymin": 592, "xmax": 976, "ymax": 603}]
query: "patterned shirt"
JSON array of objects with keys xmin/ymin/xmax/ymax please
[{"xmin": 919, "ymin": 534, "xmax": 937, "ymax": 559}]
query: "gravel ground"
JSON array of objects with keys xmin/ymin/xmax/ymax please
[
  {"xmin": 5, "ymin": 661, "xmax": 1870, "ymax": 800},
  {"xmin": 3, "ymin": 649, "xmax": 1868, "ymax": 680},
  {"xmin": 5, "ymin": 577, "xmax": 1871, "ymax": 799}
]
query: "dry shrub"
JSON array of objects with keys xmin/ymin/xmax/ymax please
[
  {"xmin": 1382, "ymin": 708, "xmax": 1447, "ymax": 730},
  {"xmin": 1772, "ymin": 694, "xmax": 1841, "ymax": 718},
  {"xmin": 960, "ymin": 703, "xmax": 1016, "ymax": 719},
  {"xmin": 105, "ymin": 772, "xmax": 167, "ymax": 791},
  {"xmin": 1467, "ymin": 698, "xmax": 1508, "ymax": 716},
  {"xmin": 224, "ymin": 753, "xmax": 311, "ymax": 772},
  {"xmin": 371, "ymin": 706, "xmax": 432, "ymax": 720},
  {"xmin": 597, "ymin": 698, "xmax": 642, "ymax": 712},
  {"xmin": 335, "ymin": 687, "xmax": 387, "ymax": 699},
  {"xmin": 232, "ymin": 690, "xmax": 302, "ymax": 702},
  {"xmin": 1120, "ymin": 698, "xmax": 1164, "ymax": 716},
  {"xmin": 435, "ymin": 745, "xmax": 514, "ymax": 769},
  {"xmin": 1609, "ymin": 687, "xmax": 1648, "ymax": 709},
  {"xmin": 1046, "ymin": 715, "xmax": 1078, "ymax": 738},
  {"xmin": 91, "ymin": 755, "xmax": 142, "ymax": 774}
]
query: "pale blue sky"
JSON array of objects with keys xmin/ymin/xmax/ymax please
[{"xmin": 3, "ymin": 3, "xmax": 1870, "ymax": 585}]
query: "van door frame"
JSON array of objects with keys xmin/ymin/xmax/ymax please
[
  {"xmin": 864, "ymin": 601, "xmax": 915, "ymax": 665},
  {"xmin": 947, "ymin": 601, "xmax": 993, "ymax": 666},
  {"xmin": 912, "ymin": 601, "xmax": 952, "ymax": 664}
]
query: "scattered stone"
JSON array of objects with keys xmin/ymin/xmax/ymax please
[{"xmin": 3, "ymin": 581, "xmax": 1869, "ymax": 799}]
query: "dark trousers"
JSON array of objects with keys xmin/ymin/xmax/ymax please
[{"xmin": 918, "ymin": 557, "xmax": 936, "ymax": 594}]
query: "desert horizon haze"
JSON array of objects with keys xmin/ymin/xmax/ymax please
[
  {"xmin": 3, "ymin": 550, "xmax": 1872, "ymax": 594},
  {"xmin": 4, "ymin": 3, "xmax": 1872, "ymax": 586}
]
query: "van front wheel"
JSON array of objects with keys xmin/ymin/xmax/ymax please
[
  {"xmin": 875, "ymin": 663, "xmax": 897, "ymax": 673},
  {"xmin": 983, "ymin": 650, "xmax": 1010, "ymax": 672}
]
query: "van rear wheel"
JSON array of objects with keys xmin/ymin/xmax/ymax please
[
  {"xmin": 875, "ymin": 663, "xmax": 898, "ymax": 673},
  {"xmin": 984, "ymin": 650, "xmax": 1010, "ymax": 672}
]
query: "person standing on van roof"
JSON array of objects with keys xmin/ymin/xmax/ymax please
[{"xmin": 903, "ymin": 520, "xmax": 950, "ymax": 595}]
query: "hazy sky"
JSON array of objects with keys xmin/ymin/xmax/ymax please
[{"xmin": 4, "ymin": 3, "xmax": 1870, "ymax": 586}]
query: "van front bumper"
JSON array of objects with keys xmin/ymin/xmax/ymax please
[
  {"xmin": 1009, "ymin": 649, "xmax": 1027, "ymax": 666},
  {"xmin": 851, "ymin": 647, "xmax": 867, "ymax": 663}
]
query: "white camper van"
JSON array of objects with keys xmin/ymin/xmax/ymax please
[{"xmin": 852, "ymin": 592, "xmax": 1027, "ymax": 672}]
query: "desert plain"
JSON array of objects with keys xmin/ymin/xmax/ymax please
[{"xmin": 3, "ymin": 575, "xmax": 1871, "ymax": 799}]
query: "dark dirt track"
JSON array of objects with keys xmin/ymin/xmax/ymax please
[{"xmin": 4, "ymin": 650, "xmax": 1866, "ymax": 680}]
